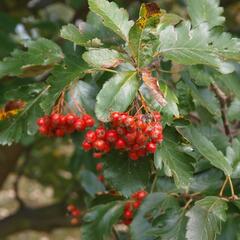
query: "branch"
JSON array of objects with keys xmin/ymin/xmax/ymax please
[
  {"xmin": 211, "ymin": 83, "xmax": 233, "ymax": 142},
  {"xmin": 0, "ymin": 202, "xmax": 82, "ymax": 238}
]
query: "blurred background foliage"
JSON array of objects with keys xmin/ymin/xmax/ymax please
[{"xmin": 0, "ymin": 0, "xmax": 240, "ymax": 239}]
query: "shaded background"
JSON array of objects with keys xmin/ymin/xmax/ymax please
[{"xmin": 0, "ymin": 0, "xmax": 240, "ymax": 239}]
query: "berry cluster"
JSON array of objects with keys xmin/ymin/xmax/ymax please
[
  {"xmin": 96, "ymin": 162, "xmax": 104, "ymax": 182},
  {"xmin": 66, "ymin": 204, "xmax": 81, "ymax": 225},
  {"xmin": 82, "ymin": 112, "xmax": 163, "ymax": 160},
  {"xmin": 37, "ymin": 113, "xmax": 95, "ymax": 137},
  {"xmin": 122, "ymin": 190, "xmax": 148, "ymax": 225}
]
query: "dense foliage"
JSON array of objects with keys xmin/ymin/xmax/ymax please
[{"xmin": 1, "ymin": 0, "xmax": 240, "ymax": 239}]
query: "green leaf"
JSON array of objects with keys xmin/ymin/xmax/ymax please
[
  {"xmin": 228, "ymin": 99, "xmax": 240, "ymax": 121},
  {"xmin": 226, "ymin": 139, "xmax": 240, "ymax": 179},
  {"xmin": 41, "ymin": 54, "xmax": 89, "ymax": 113},
  {"xmin": 131, "ymin": 192, "xmax": 179, "ymax": 240},
  {"xmin": 82, "ymin": 201, "xmax": 124, "ymax": 240},
  {"xmin": 79, "ymin": 170, "xmax": 106, "ymax": 197},
  {"xmin": 88, "ymin": 0, "xmax": 134, "ymax": 42},
  {"xmin": 158, "ymin": 22, "xmax": 238, "ymax": 73},
  {"xmin": 0, "ymin": 86, "xmax": 48, "ymax": 145},
  {"xmin": 0, "ymin": 38, "xmax": 63, "ymax": 78},
  {"xmin": 104, "ymin": 153, "xmax": 150, "ymax": 197},
  {"xmin": 177, "ymin": 126, "xmax": 232, "ymax": 175},
  {"xmin": 82, "ymin": 48, "xmax": 124, "ymax": 68},
  {"xmin": 187, "ymin": 0, "xmax": 225, "ymax": 28},
  {"xmin": 60, "ymin": 24, "xmax": 93, "ymax": 46},
  {"xmin": 95, "ymin": 71, "xmax": 139, "ymax": 122},
  {"xmin": 155, "ymin": 140, "xmax": 195, "ymax": 189},
  {"xmin": 186, "ymin": 196, "xmax": 228, "ymax": 240},
  {"xmin": 148, "ymin": 209, "xmax": 187, "ymax": 240},
  {"xmin": 67, "ymin": 80, "xmax": 97, "ymax": 116}
]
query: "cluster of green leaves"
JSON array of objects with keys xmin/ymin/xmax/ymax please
[{"xmin": 1, "ymin": 0, "xmax": 240, "ymax": 239}]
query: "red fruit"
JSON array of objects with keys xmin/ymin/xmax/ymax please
[
  {"xmin": 74, "ymin": 119, "xmax": 86, "ymax": 131},
  {"xmin": 115, "ymin": 138, "xmax": 127, "ymax": 149},
  {"xmin": 96, "ymin": 162, "xmax": 103, "ymax": 172},
  {"xmin": 116, "ymin": 127, "xmax": 126, "ymax": 135},
  {"xmin": 67, "ymin": 204, "xmax": 76, "ymax": 212},
  {"xmin": 103, "ymin": 143, "xmax": 111, "ymax": 153},
  {"xmin": 146, "ymin": 142, "xmax": 157, "ymax": 153},
  {"xmin": 93, "ymin": 152, "xmax": 103, "ymax": 159},
  {"xmin": 43, "ymin": 115, "xmax": 51, "ymax": 125},
  {"xmin": 105, "ymin": 130, "xmax": 118, "ymax": 143},
  {"xmin": 150, "ymin": 129, "xmax": 162, "ymax": 139},
  {"xmin": 111, "ymin": 112, "xmax": 120, "ymax": 122},
  {"xmin": 129, "ymin": 151, "xmax": 139, "ymax": 161},
  {"xmin": 137, "ymin": 149, "xmax": 146, "ymax": 157},
  {"xmin": 118, "ymin": 114, "xmax": 128, "ymax": 125},
  {"xmin": 124, "ymin": 116, "xmax": 135, "ymax": 127},
  {"xmin": 96, "ymin": 127, "xmax": 106, "ymax": 139},
  {"xmin": 85, "ymin": 130, "xmax": 97, "ymax": 143},
  {"xmin": 137, "ymin": 191, "xmax": 148, "ymax": 200},
  {"xmin": 59, "ymin": 115, "xmax": 66, "ymax": 125},
  {"xmin": 82, "ymin": 141, "xmax": 92, "ymax": 151},
  {"xmin": 39, "ymin": 126, "xmax": 48, "ymax": 135},
  {"xmin": 123, "ymin": 219, "xmax": 132, "ymax": 225},
  {"xmin": 125, "ymin": 132, "xmax": 137, "ymax": 144},
  {"xmin": 93, "ymin": 139, "xmax": 107, "ymax": 151},
  {"xmin": 98, "ymin": 175, "xmax": 104, "ymax": 182},
  {"xmin": 124, "ymin": 202, "xmax": 132, "ymax": 211},
  {"xmin": 84, "ymin": 116, "xmax": 95, "ymax": 127},
  {"xmin": 66, "ymin": 114, "xmax": 76, "ymax": 125},
  {"xmin": 133, "ymin": 144, "xmax": 141, "ymax": 151},
  {"xmin": 55, "ymin": 128, "xmax": 65, "ymax": 137},
  {"xmin": 51, "ymin": 113, "xmax": 60, "ymax": 125},
  {"xmin": 37, "ymin": 117, "xmax": 45, "ymax": 126},
  {"xmin": 136, "ymin": 134, "xmax": 148, "ymax": 144},
  {"xmin": 124, "ymin": 210, "xmax": 133, "ymax": 219},
  {"xmin": 153, "ymin": 112, "xmax": 161, "ymax": 121},
  {"xmin": 71, "ymin": 209, "xmax": 81, "ymax": 217},
  {"xmin": 133, "ymin": 201, "xmax": 141, "ymax": 209},
  {"xmin": 71, "ymin": 218, "xmax": 79, "ymax": 225}
]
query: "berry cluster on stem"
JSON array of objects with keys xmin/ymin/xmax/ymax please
[
  {"xmin": 66, "ymin": 204, "xmax": 81, "ymax": 225},
  {"xmin": 37, "ymin": 113, "xmax": 94, "ymax": 137},
  {"xmin": 82, "ymin": 112, "xmax": 163, "ymax": 160},
  {"xmin": 122, "ymin": 190, "xmax": 148, "ymax": 225}
]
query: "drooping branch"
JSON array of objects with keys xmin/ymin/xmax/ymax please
[{"xmin": 0, "ymin": 202, "xmax": 82, "ymax": 238}]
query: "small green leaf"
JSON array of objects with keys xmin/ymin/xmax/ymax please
[
  {"xmin": 228, "ymin": 99, "xmax": 240, "ymax": 121},
  {"xmin": 79, "ymin": 170, "xmax": 106, "ymax": 197},
  {"xmin": 186, "ymin": 196, "xmax": 228, "ymax": 240},
  {"xmin": 88, "ymin": 0, "xmax": 134, "ymax": 41},
  {"xmin": 95, "ymin": 71, "xmax": 139, "ymax": 122},
  {"xmin": 82, "ymin": 201, "xmax": 124, "ymax": 240},
  {"xmin": 82, "ymin": 48, "xmax": 124, "ymax": 68},
  {"xmin": 0, "ymin": 38, "xmax": 63, "ymax": 78},
  {"xmin": 104, "ymin": 153, "xmax": 150, "ymax": 197},
  {"xmin": 187, "ymin": 0, "xmax": 225, "ymax": 28},
  {"xmin": 226, "ymin": 139, "xmax": 240, "ymax": 179},
  {"xmin": 155, "ymin": 140, "xmax": 195, "ymax": 189},
  {"xmin": 177, "ymin": 126, "xmax": 232, "ymax": 175},
  {"xmin": 0, "ymin": 86, "xmax": 48, "ymax": 145}
]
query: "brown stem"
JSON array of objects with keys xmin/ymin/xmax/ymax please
[
  {"xmin": 211, "ymin": 83, "xmax": 233, "ymax": 143},
  {"xmin": 219, "ymin": 176, "xmax": 229, "ymax": 197}
]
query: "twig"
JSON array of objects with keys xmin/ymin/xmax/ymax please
[
  {"xmin": 150, "ymin": 174, "xmax": 158, "ymax": 193},
  {"xmin": 219, "ymin": 176, "xmax": 229, "ymax": 197},
  {"xmin": 211, "ymin": 83, "xmax": 233, "ymax": 142}
]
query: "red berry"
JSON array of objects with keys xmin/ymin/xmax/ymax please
[
  {"xmin": 82, "ymin": 141, "xmax": 92, "ymax": 151},
  {"xmin": 98, "ymin": 175, "xmax": 104, "ymax": 182},
  {"xmin": 51, "ymin": 113, "xmax": 60, "ymax": 125},
  {"xmin": 115, "ymin": 138, "xmax": 127, "ymax": 149},
  {"xmin": 93, "ymin": 139, "xmax": 107, "ymax": 151},
  {"xmin": 93, "ymin": 152, "xmax": 103, "ymax": 159},
  {"xmin": 125, "ymin": 132, "xmax": 137, "ymax": 144},
  {"xmin": 71, "ymin": 218, "xmax": 79, "ymax": 225},
  {"xmin": 124, "ymin": 202, "xmax": 132, "ymax": 211},
  {"xmin": 124, "ymin": 210, "xmax": 133, "ymax": 219},
  {"xmin": 111, "ymin": 112, "xmax": 120, "ymax": 122},
  {"xmin": 116, "ymin": 127, "xmax": 126, "ymax": 135},
  {"xmin": 133, "ymin": 201, "xmax": 141, "ymax": 209},
  {"xmin": 123, "ymin": 219, "xmax": 132, "ymax": 225},
  {"xmin": 67, "ymin": 204, "xmax": 76, "ymax": 212},
  {"xmin": 105, "ymin": 130, "xmax": 118, "ymax": 143},
  {"xmin": 59, "ymin": 115, "xmax": 66, "ymax": 125},
  {"xmin": 55, "ymin": 128, "xmax": 65, "ymax": 137},
  {"xmin": 37, "ymin": 117, "xmax": 45, "ymax": 126},
  {"xmin": 146, "ymin": 142, "xmax": 156, "ymax": 153},
  {"xmin": 39, "ymin": 126, "xmax": 48, "ymax": 135},
  {"xmin": 84, "ymin": 115, "xmax": 95, "ymax": 127},
  {"xmin": 129, "ymin": 151, "xmax": 139, "ymax": 161},
  {"xmin": 74, "ymin": 119, "xmax": 86, "ymax": 131},
  {"xmin": 137, "ymin": 149, "xmax": 146, "ymax": 157},
  {"xmin": 71, "ymin": 209, "xmax": 81, "ymax": 217},
  {"xmin": 96, "ymin": 127, "xmax": 106, "ymax": 139},
  {"xmin": 85, "ymin": 130, "xmax": 97, "ymax": 143},
  {"xmin": 137, "ymin": 191, "xmax": 148, "ymax": 200},
  {"xmin": 66, "ymin": 114, "xmax": 76, "ymax": 125},
  {"xmin": 124, "ymin": 116, "xmax": 135, "ymax": 127},
  {"xmin": 96, "ymin": 162, "xmax": 103, "ymax": 172}
]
